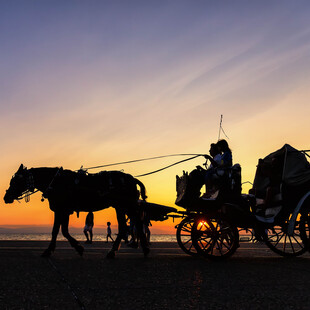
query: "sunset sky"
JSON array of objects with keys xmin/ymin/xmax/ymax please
[{"xmin": 1, "ymin": 1, "xmax": 310, "ymax": 234}]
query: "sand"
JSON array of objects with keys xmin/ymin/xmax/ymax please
[{"xmin": 0, "ymin": 240, "xmax": 310, "ymax": 310}]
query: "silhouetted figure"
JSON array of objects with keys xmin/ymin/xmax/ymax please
[
  {"xmin": 208, "ymin": 143, "xmax": 222, "ymax": 168},
  {"xmin": 124, "ymin": 223, "xmax": 130, "ymax": 243},
  {"xmin": 127, "ymin": 218, "xmax": 138, "ymax": 248},
  {"xmin": 203, "ymin": 140, "xmax": 233, "ymax": 197},
  {"xmin": 145, "ymin": 220, "xmax": 152, "ymax": 245},
  {"xmin": 202, "ymin": 143, "xmax": 221, "ymax": 197},
  {"xmin": 84, "ymin": 212, "xmax": 94, "ymax": 244},
  {"xmin": 217, "ymin": 139, "xmax": 233, "ymax": 168},
  {"xmin": 106, "ymin": 222, "xmax": 114, "ymax": 243},
  {"xmin": 142, "ymin": 210, "xmax": 152, "ymax": 245}
]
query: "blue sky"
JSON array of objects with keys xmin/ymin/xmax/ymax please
[{"xmin": 1, "ymin": 1, "xmax": 310, "ymax": 228}]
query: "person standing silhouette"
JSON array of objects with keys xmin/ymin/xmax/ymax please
[
  {"xmin": 83, "ymin": 212, "xmax": 94, "ymax": 244},
  {"xmin": 106, "ymin": 222, "xmax": 114, "ymax": 243}
]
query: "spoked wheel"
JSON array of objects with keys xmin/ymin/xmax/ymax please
[
  {"xmin": 191, "ymin": 214, "xmax": 239, "ymax": 260},
  {"xmin": 264, "ymin": 212, "xmax": 310, "ymax": 257},
  {"xmin": 176, "ymin": 216, "xmax": 198, "ymax": 256}
]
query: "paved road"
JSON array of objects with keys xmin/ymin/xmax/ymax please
[{"xmin": 0, "ymin": 241, "xmax": 310, "ymax": 309}]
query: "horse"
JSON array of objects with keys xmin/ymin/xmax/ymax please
[{"xmin": 4, "ymin": 164, "xmax": 149, "ymax": 258}]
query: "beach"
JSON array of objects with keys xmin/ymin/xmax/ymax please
[{"xmin": 1, "ymin": 241, "xmax": 310, "ymax": 310}]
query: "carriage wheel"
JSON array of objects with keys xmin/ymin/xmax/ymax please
[
  {"xmin": 176, "ymin": 217, "xmax": 199, "ymax": 256},
  {"xmin": 264, "ymin": 212, "xmax": 310, "ymax": 257},
  {"xmin": 191, "ymin": 214, "xmax": 239, "ymax": 260}
]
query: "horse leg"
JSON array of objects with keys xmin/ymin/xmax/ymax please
[
  {"xmin": 107, "ymin": 210, "xmax": 126, "ymax": 259},
  {"xmin": 41, "ymin": 212, "xmax": 61, "ymax": 257},
  {"xmin": 61, "ymin": 213, "xmax": 84, "ymax": 256}
]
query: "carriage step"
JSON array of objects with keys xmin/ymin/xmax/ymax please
[{"xmin": 240, "ymin": 236, "xmax": 252, "ymax": 242}]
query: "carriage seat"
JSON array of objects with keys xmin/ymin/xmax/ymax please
[
  {"xmin": 202, "ymin": 164, "xmax": 242, "ymax": 201},
  {"xmin": 254, "ymin": 183, "xmax": 283, "ymax": 223}
]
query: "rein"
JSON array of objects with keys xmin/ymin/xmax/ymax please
[
  {"xmin": 81, "ymin": 153, "xmax": 207, "ymax": 178},
  {"xmin": 81, "ymin": 153, "xmax": 207, "ymax": 171},
  {"xmin": 83, "ymin": 149, "xmax": 310, "ymax": 178},
  {"xmin": 134, "ymin": 155, "xmax": 203, "ymax": 177}
]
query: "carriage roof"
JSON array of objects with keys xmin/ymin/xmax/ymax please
[{"xmin": 253, "ymin": 144, "xmax": 310, "ymax": 192}]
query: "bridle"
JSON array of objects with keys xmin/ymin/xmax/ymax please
[
  {"xmin": 13, "ymin": 168, "xmax": 62, "ymax": 203},
  {"xmin": 14, "ymin": 170, "xmax": 39, "ymax": 202}
]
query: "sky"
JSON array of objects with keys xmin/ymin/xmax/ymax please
[{"xmin": 1, "ymin": 0, "xmax": 310, "ymax": 234}]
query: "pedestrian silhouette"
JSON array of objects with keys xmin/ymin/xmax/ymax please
[
  {"xmin": 84, "ymin": 212, "xmax": 94, "ymax": 244},
  {"xmin": 106, "ymin": 222, "xmax": 114, "ymax": 243},
  {"xmin": 127, "ymin": 218, "xmax": 138, "ymax": 248}
]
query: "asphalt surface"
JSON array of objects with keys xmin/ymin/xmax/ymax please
[{"xmin": 0, "ymin": 241, "xmax": 310, "ymax": 310}]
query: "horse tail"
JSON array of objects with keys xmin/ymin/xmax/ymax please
[{"xmin": 135, "ymin": 178, "xmax": 147, "ymax": 201}]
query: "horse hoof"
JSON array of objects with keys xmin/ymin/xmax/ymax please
[
  {"xmin": 41, "ymin": 250, "xmax": 51, "ymax": 258},
  {"xmin": 76, "ymin": 245, "xmax": 84, "ymax": 256},
  {"xmin": 106, "ymin": 251, "xmax": 115, "ymax": 259}
]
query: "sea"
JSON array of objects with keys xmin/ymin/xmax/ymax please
[{"xmin": 0, "ymin": 233, "xmax": 177, "ymax": 242}]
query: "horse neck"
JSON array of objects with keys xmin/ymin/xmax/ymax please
[{"xmin": 29, "ymin": 167, "xmax": 60, "ymax": 193}]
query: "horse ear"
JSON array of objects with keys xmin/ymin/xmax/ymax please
[{"xmin": 17, "ymin": 164, "xmax": 25, "ymax": 173}]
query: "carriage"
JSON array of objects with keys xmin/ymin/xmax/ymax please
[
  {"xmin": 174, "ymin": 144, "xmax": 310, "ymax": 260},
  {"xmin": 4, "ymin": 144, "xmax": 310, "ymax": 260}
]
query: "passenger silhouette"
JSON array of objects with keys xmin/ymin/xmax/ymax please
[
  {"xmin": 217, "ymin": 139, "xmax": 233, "ymax": 168},
  {"xmin": 203, "ymin": 140, "xmax": 233, "ymax": 197},
  {"xmin": 206, "ymin": 143, "xmax": 222, "ymax": 168},
  {"xmin": 84, "ymin": 212, "xmax": 94, "ymax": 244}
]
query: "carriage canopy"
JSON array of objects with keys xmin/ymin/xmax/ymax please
[{"xmin": 253, "ymin": 144, "xmax": 310, "ymax": 194}]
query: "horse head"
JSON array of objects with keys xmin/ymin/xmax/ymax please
[{"xmin": 4, "ymin": 164, "xmax": 29, "ymax": 204}]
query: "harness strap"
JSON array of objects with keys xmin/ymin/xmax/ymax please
[{"xmin": 43, "ymin": 167, "xmax": 63, "ymax": 196}]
